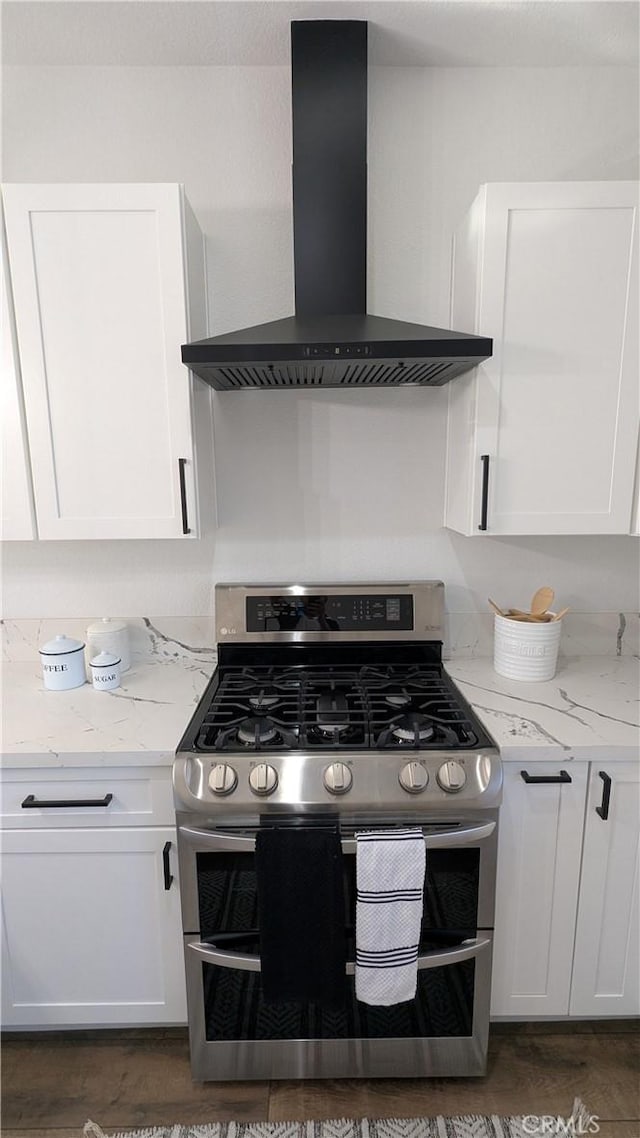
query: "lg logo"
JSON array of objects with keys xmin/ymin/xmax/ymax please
[{"xmin": 220, "ymin": 627, "xmax": 238, "ymax": 636}]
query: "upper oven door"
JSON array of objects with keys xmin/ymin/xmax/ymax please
[{"xmin": 177, "ymin": 818, "xmax": 498, "ymax": 941}]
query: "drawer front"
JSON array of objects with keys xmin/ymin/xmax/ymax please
[{"xmin": 0, "ymin": 767, "xmax": 174, "ymax": 828}]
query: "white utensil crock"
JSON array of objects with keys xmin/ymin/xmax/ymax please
[
  {"xmin": 40, "ymin": 634, "xmax": 87, "ymax": 691},
  {"xmin": 89, "ymin": 650, "xmax": 121, "ymax": 691},
  {"xmin": 87, "ymin": 618, "xmax": 130, "ymax": 672},
  {"xmin": 494, "ymin": 613, "xmax": 562, "ymax": 681}
]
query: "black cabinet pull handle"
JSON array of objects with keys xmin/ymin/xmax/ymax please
[
  {"xmin": 163, "ymin": 841, "xmax": 174, "ymax": 890},
  {"xmin": 478, "ymin": 454, "xmax": 490, "ymax": 531},
  {"xmin": 520, "ymin": 770, "xmax": 572, "ymax": 785},
  {"xmin": 178, "ymin": 458, "xmax": 190, "ymax": 535},
  {"xmin": 595, "ymin": 771, "xmax": 612, "ymax": 820},
  {"xmin": 22, "ymin": 793, "xmax": 113, "ymax": 809}
]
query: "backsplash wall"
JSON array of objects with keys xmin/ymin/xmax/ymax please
[{"xmin": 2, "ymin": 63, "xmax": 639, "ymax": 618}]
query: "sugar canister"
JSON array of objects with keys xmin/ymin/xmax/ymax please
[
  {"xmin": 89, "ymin": 650, "xmax": 121, "ymax": 691},
  {"xmin": 87, "ymin": 618, "xmax": 130, "ymax": 672},
  {"xmin": 40, "ymin": 634, "xmax": 87, "ymax": 691}
]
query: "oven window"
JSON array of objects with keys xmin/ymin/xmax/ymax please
[
  {"xmin": 196, "ymin": 848, "xmax": 480, "ymax": 941},
  {"xmin": 202, "ymin": 958, "xmax": 475, "ymax": 1041}
]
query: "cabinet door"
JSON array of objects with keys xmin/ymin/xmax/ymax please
[
  {"xmin": 1, "ymin": 827, "xmax": 186, "ymax": 1027},
  {"xmin": 448, "ymin": 182, "xmax": 639, "ymax": 536},
  {"xmin": 2, "ymin": 183, "xmax": 199, "ymax": 539},
  {"xmin": 1, "ymin": 212, "xmax": 36, "ymax": 539},
  {"xmin": 570, "ymin": 763, "xmax": 640, "ymax": 1017},
  {"xmin": 491, "ymin": 762, "xmax": 588, "ymax": 1017}
]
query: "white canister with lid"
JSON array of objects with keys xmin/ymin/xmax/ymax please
[
  {"xmin": 87, "ymin": 618, "xmax": 130, "ymax": 672},
  {"xmin": 90, "ymin": 650, "xmax": 121, "ymax": 691},
  {"xmin": 40, "ymin": 634, "xmax": 87, "ymax": 691}
]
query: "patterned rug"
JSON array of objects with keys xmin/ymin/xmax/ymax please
[{"xmin": 83, "ymin": 1100, "xmax": 594, "ymax": 1138}]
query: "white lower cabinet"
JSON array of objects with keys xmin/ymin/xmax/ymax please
[
  {"xmin": 569, "ymin": 763, "xmax": 640, "ymax": 1016},
  {"xmin": 1, "ymin": 826, "xmax": 186, "ymax": 1027},
  {"xmin": 492, "ymin": 761, "xmax": 640, "ymax": 1019},
  {"xmin": 491, "ymin": 763, "xmax": 588, "ymax": 1017}
]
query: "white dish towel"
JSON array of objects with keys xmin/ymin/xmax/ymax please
[{"xmin": 355, "ymin": 828, "xmax": 426, "ymax": 1006}]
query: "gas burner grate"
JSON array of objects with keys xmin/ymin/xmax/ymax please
[
  {"xmin": 194, "ymin": 664, "xmax": 480, "ymax": 753},
  {"xmin": 362, "ymin": 665, "xmax": 480, "ymax": 749}
]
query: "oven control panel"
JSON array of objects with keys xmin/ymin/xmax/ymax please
[
  {"xmin": 179, "ymin": 751, "xmax": 501, "ymax": 812},
  {"xmin": 246, "ymin": 593, "xmax": 414, "ymax": 633}
]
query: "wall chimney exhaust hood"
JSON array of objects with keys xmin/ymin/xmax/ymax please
[{"xmin": 182, "ymin": 21, "xmax": 492, "ymax": 390}]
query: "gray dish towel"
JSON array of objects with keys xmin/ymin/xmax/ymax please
[{"xmin": 355, "ymin": 828, "xmax": 426, "ymax": 1006}]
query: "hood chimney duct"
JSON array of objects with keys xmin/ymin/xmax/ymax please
[{"xmin": 292, "ymin": 21, "xmax": 368, "ymax": 316}]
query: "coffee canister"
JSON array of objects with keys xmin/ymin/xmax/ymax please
[
  {"xmin": 87, "ymin": 618, "xmax": 130, "ymax": 672},
  {"xmin": 89, "ymin": 650, "xmax": 121, "ymax": 691},
  {"xmin": 40, "ymin": 634, "xmax": 87, "ymax": 691}
]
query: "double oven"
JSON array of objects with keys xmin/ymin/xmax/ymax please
[{"xmin": 174, "ymin": 582, "xmax": 501, "ymax": 1081}]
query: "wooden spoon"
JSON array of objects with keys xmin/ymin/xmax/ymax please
[
  {"xmin": 551, "ymin": 606, "xmax": 570, "ymax": 622},
  {"xmin": 530, "ymin": 586, "xmax": 555, "ymax": 616},
  {"xmin": 488, "ymin": 598, "xmax": 506, "ymax": 617}
]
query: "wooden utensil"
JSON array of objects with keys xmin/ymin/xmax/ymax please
[
  {"xmin": 530, "ymin": 586, "xmax": 555, "ymax": 615},
  {"xmin": 551, "ymin": 606, "xmax": 570, "ymax": 622},
  {"xmin": 488, "ymin": 598, "xmax": 506, "ymax": 617},
  {"xmin": 506, "ymin": 610, "xmax": 552, "ymax": 622}
]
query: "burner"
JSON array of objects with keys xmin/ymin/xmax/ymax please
[
  {"xmin": 385, "ymin": 691, "xmax": 412, "ymax": 708},
  {"xmin": 315, "ymin": 690, "xmax": 350, "ymax": 737},
  {"xmin": 392, "ymin": 713, "xmax": 436, "ymax": 744},
  {"xmin": 248, "ymin": 690, "xmax": 280, "ymax": 711},
  {"xmin": 237, "ymin": 717, "xmax": 278, "ymax": 746}
]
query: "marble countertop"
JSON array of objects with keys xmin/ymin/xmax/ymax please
[
  {"xmin": 447, "ymin": 656, "xmax": 639, "ymax": 762},
  {"xmin": 2, "ymin": 617, "xmax": 638, "ymax": 767},
  {"xmin": 1, "ymin": 618, "xmax": 216, "ymax": 767}
]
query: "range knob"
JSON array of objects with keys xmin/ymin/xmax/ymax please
[
  {"xmin": 437, "ymin": 760, "xmax": 467, "ymax": 793},
  {"xmin": 249, "ymin": 763, "xmax": 278, "ymax": 797},
  {"xmin": 323, "ymin": 762, "xmax": 353, "ymax": 796},
  {"xmin": 399, "ymin": 761, "xmax": 429, "ymax": 794},
  {"xmin": 208, "ymin": 763, "xmax": 237, "ymax": 797}
]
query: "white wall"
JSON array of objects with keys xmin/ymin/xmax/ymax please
[{"xmin": 2, "ymin": 63, "xmax": 639, "ymax": 617}]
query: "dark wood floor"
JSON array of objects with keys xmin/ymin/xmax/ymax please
[{"xmin": 2, "ymin": 1023, "xmax": 638, "ymax": 1138}]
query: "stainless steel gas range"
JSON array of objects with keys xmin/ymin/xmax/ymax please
[{"xmin": 173, "ymin": 582, "xmax": 501, "ymax": 1082}]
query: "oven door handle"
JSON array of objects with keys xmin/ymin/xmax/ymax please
[
  {"xmin": 187, "ymin": 935, "xmax": 491, "ymax": 974},
  {"xmin": 179, "ymin": 820, "xmax": 495, "ymax": 853},
  {"xmin": 341, "ymin": 822, "xmax": 495, "ymax": 852}
]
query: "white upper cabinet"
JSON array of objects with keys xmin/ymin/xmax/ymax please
[
  {"xmin": 445, "ymin": 182, "xmax": 639, "ymax": 536},
  {"xmin": 1, "ymin": 215, "xmax": 36, "ymax": 539},
  {"xmin": 2, "ymin": 183, "xmax": 213, "ymax": 539}
]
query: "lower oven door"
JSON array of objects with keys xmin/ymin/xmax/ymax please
[{"xmin": 178, "ymin": 819, "xmax": 497, "ymax": 1081}]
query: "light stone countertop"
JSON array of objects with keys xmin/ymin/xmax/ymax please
[
  {"xmin": 1, "ymin": 617, "xmax": 638, "ymax": 768},
  {"xmin": 446, "ymin": 656, "xmax": 639, "ymax": 762},
  {"xmin": 1, "ymin": 618, "xmax": 217, "ymax": 768}
]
